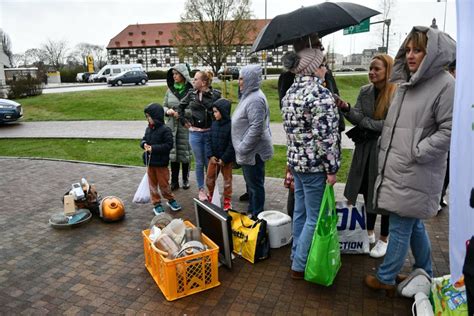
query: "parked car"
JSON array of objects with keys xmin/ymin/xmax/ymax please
[
  {"xmin": 0, "ymin": 98, "xmax": 23, "ymax": 124},
  {"xmin": 95, "ymin": 64, "xmax": 144, "ymax": 82},
  {"xmin": 354, "ymin": 67, "xmax": 367, "ymax": 72},
  {"xmin": 217, "ymin": 67, "xmax": 240, "ymax": 80},
  {"xmin": 76, "ymin": 72, "xmax": 96, "ymax": 82},
  {"xmin": 340, "ymin": 68, "xmax": 354, "ymax": 72},
  {"xmin": 108, "ymin": 70, "xmax": 148, "ymax": 86},
  {"xmin": 76, "ymin": 72, "xmax": 85, "ymax": 82},
  {"xmin": 83, "ymin": 72, "xmax": 96, "ymax": 82}
]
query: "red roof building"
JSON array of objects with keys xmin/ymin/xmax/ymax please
[{"xmin": 106, "ymin": 20, "xmax": 290, "ymax": 71}]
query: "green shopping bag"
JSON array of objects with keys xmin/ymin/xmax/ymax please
[{"xmin": 304, "ymin": 185, "xmax": 341, "ymax": 286}]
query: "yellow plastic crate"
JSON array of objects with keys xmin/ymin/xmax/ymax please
[{"xmin": 142, "ymin": 221, "xmax": 220, "ymax": 301}]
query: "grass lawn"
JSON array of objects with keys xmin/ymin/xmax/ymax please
[
  {"xmin": 0, "ymin": 139, "xmax": 352, "ymax": 181},
  {"xmin": 17, "ymin": 75, "xmax": 368, "ymax": 123}
]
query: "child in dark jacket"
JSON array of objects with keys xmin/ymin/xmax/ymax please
[
  {"xmin": 141, "ymin": 103, "xmax": 182, "ymax": 215},
  {"xmin": 205, "ymin": 98, "xmax": 235, "ymax": 211}
]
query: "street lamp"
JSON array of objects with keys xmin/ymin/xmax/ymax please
[{"xmin": 437, "ymin": 0, "xmax": 448, "ymax": 32}]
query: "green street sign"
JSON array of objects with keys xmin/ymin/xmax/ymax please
[{"xmin": 343, "ymin": 19, "xmax": 370, "ymax": 35}]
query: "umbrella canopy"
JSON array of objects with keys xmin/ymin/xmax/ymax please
[{"xmin": 251, "ymin": 2, "xmax": 380, "ymax": 53}]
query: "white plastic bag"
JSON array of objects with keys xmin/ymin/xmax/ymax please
[
  {"xmin": 133, "ymin": 173, "xmax": 151, "ymax": 204},
  {"xmin": 211, "ymin": 179, "xmax": 221, "ymax": 208},
  {"xmin": 336, "ymin": 201, "xmax": 370, "ymax": 254}
]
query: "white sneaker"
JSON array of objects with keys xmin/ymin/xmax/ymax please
[
  {"xmin": 368, "ymin": 233, "xmax": 376, "ymax": 244},
  {"xmin": 397, "ymin": 268, "xmax": 432, "ymax": 298},
  {"xmin": 370, "ymin": 240, "xmax": 388, "ymax": 258}
]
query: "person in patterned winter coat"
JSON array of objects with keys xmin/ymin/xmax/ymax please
[{"xmin": 281, "ymin": 47, "xmax": 340, "ymax": 279}]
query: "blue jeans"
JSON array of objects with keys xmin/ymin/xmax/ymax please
[
  {"xmin": 189, "ymin": 130, "xmax": 210, "ymax": 190},
  {"xmin": 241, "ymin": 155, "xmax": 265, "ymax": 216},
  {"xmin": 291, "ymin": 170, "xmax": 326, "ymax": 272},
  {"xmin": 376, "ymin": 213, "xmax": 433, "ymax": 285}
]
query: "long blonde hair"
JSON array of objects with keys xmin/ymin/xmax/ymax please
[{"xmin": 372, "ymin": 54, "xmax": 397, "ymax": 119}]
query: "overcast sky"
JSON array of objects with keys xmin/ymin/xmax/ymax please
[{"xmin": 1, "ymin": 0, "xmax": 456, "ymax": 57}]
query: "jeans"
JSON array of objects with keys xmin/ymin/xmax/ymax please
[
  {"xmin": 241, "ymin": 155, "xmax": 265, "ymax": 216},
  {"xmin": 189, "ymin": 130, "xmax": 211, "ymax": 190},
  {"xmin": 291, "ymin": 170, "xmax": 326, "ymax": 272},
  {"xmin": 376, "ymin": 213, "xmax": 433, "ymax": 285}
]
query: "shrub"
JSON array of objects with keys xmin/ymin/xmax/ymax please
[
  {"xmin": 146, "ymin": 70, "xmax": 167, "ymax": 80},
  {"xmin": 60, "ymin": 66, "xmax": 86, "ymax": 83},
  {"xmin": 7, "ymin": 78, "xmax": 43, "ymax": 99}
]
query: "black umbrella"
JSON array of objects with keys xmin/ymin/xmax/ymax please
[{"xmin": 251, "ymin": 2, "xmax": 380, "ymax": 53}]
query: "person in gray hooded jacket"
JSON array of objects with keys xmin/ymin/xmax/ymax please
[
  {"xmin": 231, "ymin": 64, "xmax": 274, "ymax": 217},
  {"xmin": 365, "ymin": 26, "xmax": 456, "ymax": 296},
  {"xmin": 163, "ymin": 64, "xmax": 193, "ymax": 191}
]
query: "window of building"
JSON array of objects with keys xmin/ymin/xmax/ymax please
[
  {"xmin": 141, "ymin": 31, "xmax": 146, "ymax": 35},
  {"xmin": 110, "ymin": 50, "xmax": 117, "ymax": 55},
  {"xmin": 125, "ymin": 59, "xmax": 130, "ymax": 64},
  {"xmin": 158, "ymin": 31, "xmax": 163, "ymax": 35},
  {"xmin": 123, "ymin": 49, "xmax": 130, "ymax": 55},
  {"xmin": 128, "ymin": 41, "xmax": 133, "ymax": 46},
  {"xmin": 128, "ymin": 32, "xmax": 133, "ymax": 36},
  {"xmin": 137, "ymin": 59, "xmax": 143, "ymax": 64},
  {"xmin": 267, "ymin": 57, "xmax": 273, "ymax": 63},
  {"xmin": 136, "ymin": 49, "xmax": 143, "ymax": 54},
  {"xmin": 164, "ymin": 48, "xmax": 171, "ymax": 54},
  {"xmin": 151, "ymin": 48, "xmax": 157, "ymax": 54},
  {"xmin": 111, "ymin": 59, "xmax": 118, "ymax": 65},
  {"xmin": 114, "ymin": 41, "xmax": 120, "ymax": 47},
  {"xmin": 151, "ymin": 58, "xmax": 158, "ymax": 65},
  {"xmin": 155, "ymin": 40, "xmax": 160, "ymax": 45},
  {"xmin": 165, "ymin": 58, "xmax": 170, "ymax": 63}
]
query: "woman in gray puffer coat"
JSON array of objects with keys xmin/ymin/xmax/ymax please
[
  {"xmin": 163, "ymin": 64, "xmax": 193, "ymax": 191},
  {"xmin": 231, "ymin": 64, "xmax": 273, "ymax": 218},
  {"xmin": 365, "ymin": 26, "xmax": 455, "ymax": 296}
]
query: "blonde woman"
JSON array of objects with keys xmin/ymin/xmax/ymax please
[{"xmin": 337, "ymin": 54, "xmax": 397, "ymax": 258}]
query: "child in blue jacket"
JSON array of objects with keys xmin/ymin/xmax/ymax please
[
  {"xmin": 205, "ymin": 98, "xmax": 235, "ymax": 211},
  {"xmin": 141, "ymin": 103, "xmax": 182, "ymax": 215}
]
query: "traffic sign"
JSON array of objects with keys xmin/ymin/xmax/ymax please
[{"xmin": 343, "ymin": 19, "xmax": 370, "ymax": 35}]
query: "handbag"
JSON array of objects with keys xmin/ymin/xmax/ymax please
[
  {"xmin": 304, "ymin": 185, "xmax": 341, "ymax": 286},
  {"xmin": 133, "ymin": 153, "xmax": 151, "ymax": 204},
  {"xmin": 345, "ymin": 125, "xmax": 380, "ymax": 144},
  {"xmin": 336, "ymin": 201, "xmax": 370, "ymax": 254},
  {"xmin": 227, "ymin": 210, "xmax": 270, "ymax": 264}
]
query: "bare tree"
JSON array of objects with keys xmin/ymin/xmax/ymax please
[
  {"xmin": 173, "ymin": 0, "xmax": 255, "ymax": 74},
  {"xmin": 41, "ymin": 39, "xmax": 69, "ymax": 70},
  {"xmin": 1, "ymin": 29, "xmax": 14, "ymax": 67},
  {"xmin": 24, "ymin": 48, "xmax": 49, "ymax": 65},
  {"xmin": 71, "ymin": 42, "xmax": 106, "ymax": 70}
]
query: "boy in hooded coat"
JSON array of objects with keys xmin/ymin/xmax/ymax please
[
  {"xmin": 205, "ymin": 98, "xmax": 235, "ymax": 211},
  {"xmin": 141, "ymin": 103, "xmax": 182, "ymax": 215}
]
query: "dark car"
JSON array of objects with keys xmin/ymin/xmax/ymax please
[
  {"xmin": 108, "ymin": 70, "xmax": 148, "ymax": 86},
  {"xmin": 354, "ymin": 67, "xmax": 367, "ymax": 72},
  {"xmin": 218, "ymin": 67, "xmax": 240, "ymax": 80},
  {"xmin": 0, "ymin": 98, "xmax": 23, "ymax": 123}
]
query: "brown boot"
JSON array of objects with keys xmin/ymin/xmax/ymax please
[
  {"xmin": 365, "ymin": 275, "xmax": 396, "ymax": 297},
  {"xmin": 291, "ymin": 269, "xmax": 304, "ymax": 280}
]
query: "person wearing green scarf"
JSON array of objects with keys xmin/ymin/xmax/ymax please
[{"xmin": 163, "ymin": 64, "xmax": 194, "ymax": 191}]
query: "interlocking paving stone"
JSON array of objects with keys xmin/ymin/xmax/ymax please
[{"xmin": 0, "ymin": 158, "xmax": 450, "ymax": 315}]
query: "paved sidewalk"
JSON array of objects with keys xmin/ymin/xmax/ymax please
[
  {"xmin": 0, "ymin": 121, "xmax": 355, "ymax": 149},
  {"xmin": 0, "ymin": 157, "xmax": 449, "ymax": 314}
]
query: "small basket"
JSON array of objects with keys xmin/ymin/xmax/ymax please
[{"xmin": 142, "ymin": 221, "xmax": 220, "ymax": 301}]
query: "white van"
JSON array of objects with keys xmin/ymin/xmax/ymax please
[{"xmin": 93, "ymin": 64, "xmax": 144, "ymax": 82}]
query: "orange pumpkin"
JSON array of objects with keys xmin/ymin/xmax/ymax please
[{"xmin": 99, "ymin": 196, "xmax": 125, "ymax": 222}]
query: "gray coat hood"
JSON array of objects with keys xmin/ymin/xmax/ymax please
[
  {"xmin": 391, "ymin": 26, "xmax": 456, "ymax": 86},
  {"xmin": 374, "ymin": 26, "xmax": 456, "ymax": 219},
  {"xmin": 240, "ymin": 65, "xmax": 262, "ymax": 97},
  {"xmin": 166, "ymin": 64, "xmax": 193, "ymax": 92}
]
